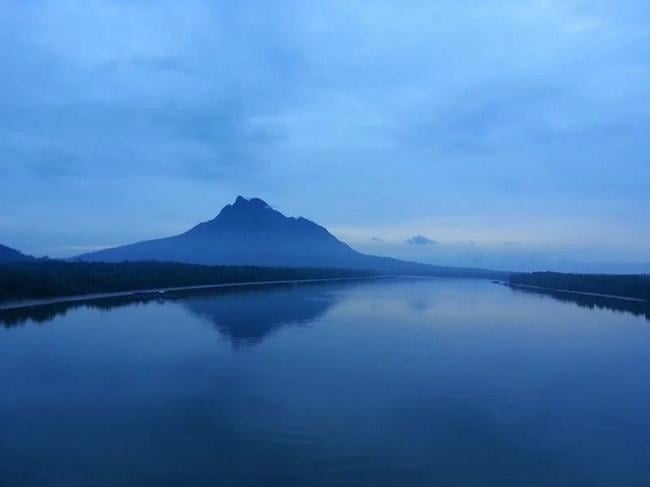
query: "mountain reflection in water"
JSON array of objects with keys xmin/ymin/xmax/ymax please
[
  {"xmin": 183, "ymin": 288, "xmax": 335, "ymax": 347},
  {"xmin": 0, "ymin": 282, "xmax": 340, "ymax": 346},
  {"xmin": 2, "ymin": 279, "xmax": 648, "ymax": 336},
  {"xmin": 2, "ymin": 278, "xmax": 650, "ymax": 486}
]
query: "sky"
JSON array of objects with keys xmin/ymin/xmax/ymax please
[{"xmin": 1, "ymin": 0, "xmax": 649, "ymax": 272}]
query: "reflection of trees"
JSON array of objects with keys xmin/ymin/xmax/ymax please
[
  {"xmin": 510, "ymin": 286, "xmax": 650, "ymax": 321},
  {"xmin": 0, "ymin": 295, "xmax": 159, "ymax": 328},
  {"xmin": 0, "ymin": 283, "xmax": 340, "ymax": 347}
]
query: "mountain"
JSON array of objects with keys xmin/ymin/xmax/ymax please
[
  {"xmin": 0, "ymin": 244, "xmax": 34, "ymax": 263},
  {"xmin": 77, "ymin": 196, "xmax": 502, "ymax": 277}
]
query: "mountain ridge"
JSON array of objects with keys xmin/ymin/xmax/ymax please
[
  {"xmin": 77, "ymin": 196, "xmax": 503, "ymax": 278},
  {"xmin": 0, "ymin": 244, "xmax": 34, "ymax": 263}
]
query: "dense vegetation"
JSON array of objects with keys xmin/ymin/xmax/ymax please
[
  {"xmin": 509, "ymin": 272, "xmax": 650, "ymax": 301},
  {"xmin": 0, "ymin": 261, "xmax": 378, "ymax": 302}
]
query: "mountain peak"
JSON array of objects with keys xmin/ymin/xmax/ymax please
[
  {"xmin": 177, "ymin": 195, "xmax": 342, "ymax": 245},
  {"xmin": 232, "ymin": 196, "xmax": 270, "ymax": 210},
  {"xmin": 187, "ymin": 196, "xmax": 281, "ymax": 234},
  {"xmin": 75, "ymin": 198, "xmax": 499, "ymax": 277}
]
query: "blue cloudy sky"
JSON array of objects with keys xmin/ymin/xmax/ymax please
[{"xmin": 1, "ymin": 0, "xmax": 649, "ymax": 271}]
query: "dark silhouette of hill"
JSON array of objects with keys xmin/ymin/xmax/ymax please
[
  {"xmin": 0, "ymin": 244, "xmax": 34, "ymax": 263},
  {"xmin": 77, "ymin": 196, "xmax": 501, "ymax": 277}
]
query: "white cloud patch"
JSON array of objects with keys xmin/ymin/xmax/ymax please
[{"xmin": 405, "ymin": 235, "xmax": 438, "ymax": 246}]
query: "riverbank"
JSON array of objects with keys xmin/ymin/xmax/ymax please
[
  {"xmin": 0, "ymin": 275, "xmax": 388, "ymax": 311},
  {"xmin": 505, "ymin": 271, "xmax": 650, "ymax": 303},
  {"xmin": 0, "ymin": 261, "xmax": 381, "ymax": 308},
  {"xmin": 504, "ymin": 282, "xmax": 650, "ymax": 303}
]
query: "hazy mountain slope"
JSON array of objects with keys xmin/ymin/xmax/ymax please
[
  {"xmin": 0, "ymin": 244, "xmax": 34, "ymax": 263},
  {"xmin": 77, "ymin": 196, "xmax": 502, "ymax": 277}
]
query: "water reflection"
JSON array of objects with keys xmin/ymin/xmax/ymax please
[
  {"xmin": 0, "ymin": 295, "xmax": 166, "ymax": 328},
  {"xmin": 508, "ymin": 285, "xmax": 650, "ymax": 321},
  {"xmin": 2, "ymin": 278, "xmax": 650, "ymax": 486},
  {"xmin": 0, "ymin": 283, "xmax": 339, "ymax": 346},
  {"xmin": 182, "ymin": 286, "xmax": 336, "ymax": 347}
]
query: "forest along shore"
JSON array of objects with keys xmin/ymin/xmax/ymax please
[
  {"xmin": 506, "ymin": 272, "xmax": 650, "ymax": 303},
  {"xmin": 0, "ymin": 275, "xmax": 391, "ymax": 311},
  {"xmin": 0, "ymin": 261, "xmax": 381, "ymax": 307}
]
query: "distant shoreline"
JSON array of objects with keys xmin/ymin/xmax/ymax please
[
  {"xmin": 0, "ymin": 275, "xmax": 390, "ymax": 311},
  {"xmin": 503, "ymin": 282, "xmax": 650, "ymax": 304},
  {"xmin": 0, "ymin": 259, "xmax": 500, "ymax": 311}
]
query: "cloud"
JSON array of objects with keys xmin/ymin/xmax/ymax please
[{"xmin": 405, "ymin": 235, "xmax": 438, "ymax": 246}]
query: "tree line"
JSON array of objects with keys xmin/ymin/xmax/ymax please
[
  {"xmin": 0, "ymin": 261, "xmax": 377, "ymax": 302},
  {"xmin": 509, "ymin": 271, "xmax": 650, "ymax": 301}
]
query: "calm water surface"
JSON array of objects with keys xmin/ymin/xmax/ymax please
[{"xmin": 1, "ymin": 278, "xmax": 649, "ymax": 486}]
